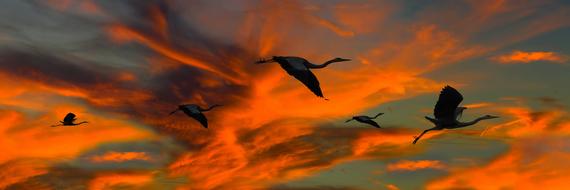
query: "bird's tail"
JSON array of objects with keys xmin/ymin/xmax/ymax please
[{"xmin": 424, "ymin": 116, "xmax": 437, "ymax": 125}]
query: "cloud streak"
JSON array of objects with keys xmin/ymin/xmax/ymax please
[
  {"xmin": 386, "ymin": 160, "xmax": 446, "ymax": 172},
  {"xmin": 493, "ymin": 51, "xmax": 567, "ymax": 64}
]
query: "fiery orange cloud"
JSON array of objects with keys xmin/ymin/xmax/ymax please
[
  {"xmin": 0, "ymin": 159, "xmax": 48, "ymax": 189},
  {"xmin": 90, "ymin": 151, "xmax": 152, "ymax": 163},
  {"xmin": 482, "ymin": 106, "xmax": 568, "ymax": 137},
  {"xmin": 464, "ymin": 102, "xmax": 493, "ymax": 109},
  {"xmin": 430, "ymin": 102, "xmax": 570, "ymax": 189},
  {"xmin": 105, "ymin": 25, "xmax": 245, "ymax": 84},
  {"xmin": 386, "ymin": 160, "xmax": 446, "ymax": 172},
  {"xmin": 493, "ymin": 51, "xmax": 566, "ymax": 64},
  {"xmin": 89, "ymin": 173, "xmax": 153, "ymax": 190},
  {"xmin": 427, "ymin": 138, "xmax": 570, "ymax": 190},
  {"xmin": 0, "ymin": 108, "xmax": 155, "ymax": 164},
  {"xmin": 386, "ymin": 184, "xmax": 401, "ymax": 190}
]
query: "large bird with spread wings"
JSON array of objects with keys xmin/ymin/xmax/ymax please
[
  {"xmin": 413, "ymin": 86, "xmax": 499, "ymax": 144},
  {"xmin": 51, "ymin": 113, "xmax": 88, "ymax": 127},
  {"xmin": 255, "ymin": 56, "xmax": 351, "ymax": 99},
  {"xmin": 169, "ymin": 104, "xmax": 222, "ymax": 128},
  {"xmin": 346, "ymin": 112, "xmax": 384, "ymax": 128}
]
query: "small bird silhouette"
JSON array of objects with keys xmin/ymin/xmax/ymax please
[
  {"xmin": 413, "ymin": 86, "xmax": 499, "ymax": 144},
  {"xmin": 345, "ymin": 112, "xmax": 384, "ymax": 128},
  {"xmin": 51, "ymin": 113, "xmax": 88, "ymax": 127},
  {"xmin": 256, "ymin": 56, "xmax": 351, "ymax": 99},
  {"xmin": 169, "ymin": 104, "xmax": 222, "ymax": 128}
]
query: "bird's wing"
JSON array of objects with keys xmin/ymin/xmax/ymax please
[
  {"xmin": 63, "ymin": 113, "xmax": 76, "ymax": 123},
  {"xmin": 360, "ymin": 119, "xmax": 381, "ymax": 128},
  {"xmin": 189, "ymin": 113, "xmax": 208, "ymax": 128},
  {"xmin": 282, "ymin": 67, "xmax": 325, "ymax": 98},
  {"xmin": 434, "ymin": 86, "xmax": 463, "ymax": 120}
]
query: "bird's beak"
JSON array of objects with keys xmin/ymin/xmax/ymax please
[
  {"xmin": 489, "ymin": 115, "xmax": 500, "ymax": 119},
  {"xmin": 338, "ymin": 58, "xmax": 351, "ymax": 62}
]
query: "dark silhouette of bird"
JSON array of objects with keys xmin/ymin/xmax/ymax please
[
  {"xmin": 169, "ymin": 104, "xmax": 222, "ymax": 128},
  {"xmin": 345, "ymin": 112, "xmax": 384, "ymax": 128},
  {"xmin": 413, "ymin": 86, "xmax": 499, "ymax": 144},
  {"xmin": 51, "ymin": 113, "xmax": 88, "ymax": 127},
  {"xmin": 255, "ymin": 56, "xmax": 351, "ymax": 99}
]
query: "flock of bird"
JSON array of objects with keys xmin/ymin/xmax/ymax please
[{"xmin": 51, "ymin": 56, "xmax": 499, "ymax": 144}]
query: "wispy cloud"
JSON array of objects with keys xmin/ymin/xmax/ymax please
[
  {"xmin": 89, "ymin": 151, "xmax": 152, "ymax": 163},
  {"xmin": 492, "ymin": 51, "xmax": 567, "ymax": 64},
  {"xmin": 386, "ymin": 160, "xmax": 446, "ymax": 172}
]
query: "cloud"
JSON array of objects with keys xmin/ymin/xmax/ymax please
[
  {"xmin": 427, "ymin": 137, "xmax": 570, "ymax": 190},
  {"xmin": 0, "ymin": 159, "xmax": 48, "ymax": 189},
  {"xmin": 89, "ymin": 151, "xmax": 152, "ymax": 163},
  {"xmin": 386, "ymin": 160, "xmax": 446, "ymax": 172},
  {"xmin": 492, "ymin": 51, "xmax": 567, "ymax": 64},
  {"xmin": 88, "ymin": 173, "xmax": 154, "ymax": 190},
  {"xmin": 464, "ymin": 102, "xmax": 494, "ymax": 109},
  {"xmin": 429, "ymin": 99, "xmax": 570, "ymax": 189}
]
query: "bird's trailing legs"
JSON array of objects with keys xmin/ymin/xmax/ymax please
[{"xmin": 413, "ymin": 127, "xmax": 440, "ymax": 144}]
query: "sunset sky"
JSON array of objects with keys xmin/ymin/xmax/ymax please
[{"xmin": 1, "ymin": 0, "xmax": 569, "ymax": 189}]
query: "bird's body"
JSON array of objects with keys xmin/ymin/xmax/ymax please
[
  {"xmin": 413, "ymin": 86, "xmax": 498, "ymax": 144},
  {"xmin": 256, "ymin": 56, "xmax": 351, "ymax": 99},
  {"xmin": 346, "ymin": 113, "xmax": 384, "ymax": 128},
  {"xmin": 51, "ymin": 113, "xmax": 88, "ymax": 127},
  {"xmin": 170, "ymin": 104, "xmax": 221, "ymax": 128}
]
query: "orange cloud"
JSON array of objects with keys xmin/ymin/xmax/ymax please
[
  {"xmin": 464, "ymin": 102, "xmax": 493, "ymax": 109},
  {"xmin": 89, "ymin": 173, "xmax": 153, "ymax": 190},
  {"xmin": 427, "ymin": 138, "xmax": 570, "ymax": 190},
  {"xmin": 386, "ymin": 160, "xmax": 446, "ymax": 172},
  {"xmin": 0, "ymin": 108, "xmax": 155, "ymax": 164},
  {"xmin": 493, "ymin": 51, "xmax": 566, "ymax": 64},
  {"xmin": 482, "ymin": 106, "xmax": 568, "ymax": 138},
  {"xmin": 0, "ymin": 159, "xmax": 48, "ymax": 189},
  {"xmin": 430, "ymin": 102, "xmax": 570, "ymax": 189},
  {"xmin": 90, "ymin": 152, "xmax": 152, "ymax": 163},
  {"xmin": 386, "ymin": 184, "xmax": 400, "ymax": 190}
]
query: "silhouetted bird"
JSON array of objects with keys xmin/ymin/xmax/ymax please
[
  {"xmin": 413, "ymin": 86, "xmax": 498, "ymax": 144},
  {"xmin": 256, "ymin": 56, "xmax": 351, "ymax": 99},
  {"xmin": 169, "ymin": 104, "xmax": 222, "ymax": 128},
  {"xmin": 51, "ymin": 113, "xmax": 88, "ymax": 127},
  {"xmin": 345, "ymin": 112, "xmax": 384, "ymax": 128}
]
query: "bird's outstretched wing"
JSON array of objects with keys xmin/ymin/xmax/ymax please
[
  {"xmin": 63, "ymin": 113, "xmax": 76, "ymax": 123},
  {"xmin": 361, "ymin": 120, "xmax": 381, "ymax": 128},
  {"xmin": 189, "ymin": 113, "xmax": 208, "ymax": 128},
  {"xmin": 283, "ymin": 68, "xmax": 324, "ymax": 98},
  {"xmin": 434, "ymin": 86, "xmax": 463, "ymax": 120}
]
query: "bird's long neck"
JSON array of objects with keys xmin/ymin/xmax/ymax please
[
  {"xmin": 457, "ymin": 116, "xmax": 489, "ymax": 128},
  {"xmin": 200, "ymin": 105, "xmax": 221, "ymax": 112},
  {"xmin": 306, "ymin": 59, "xmax": 340, "ymax": 69},
  {"xmin": 372, "ymin": 113, "xmax": 383, "ymax": 119}
]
